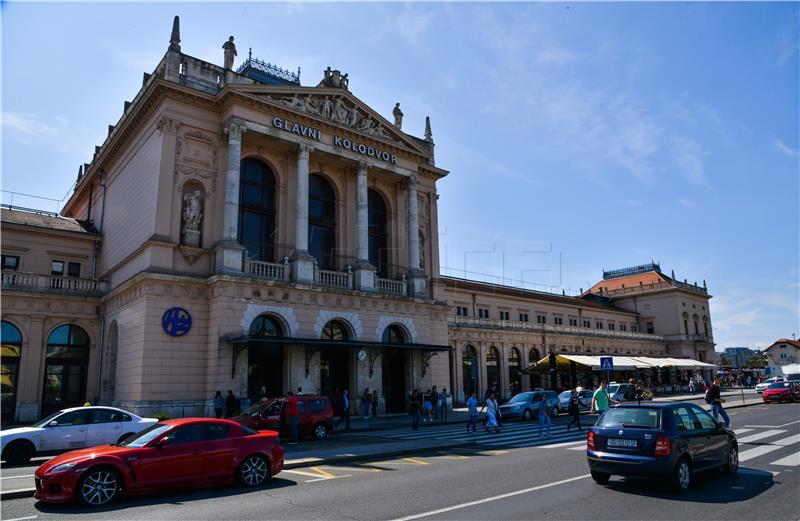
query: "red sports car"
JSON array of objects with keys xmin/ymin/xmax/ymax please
[
  {"xmin": 762, "ymin": 382, "xmax": 800, "ymax": 404},
  {"xmin": 34, "ymin": 418, "xmax": 283, "ymax": 507}
]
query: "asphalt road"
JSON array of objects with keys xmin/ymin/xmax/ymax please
[{"xmin": 2, "ymin": 401, "xmax": 797, "ymax": 521}]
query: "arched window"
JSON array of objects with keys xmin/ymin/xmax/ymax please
[
  {"xmin": 368, "ymin": 189, "xmax": 389, "ymax": 278},
  {"xmin": 528, "ymin": 347, "xmax": 541, "ymax": 389},
  {"xmin": 321, "ymin": 320, "xmax": 349, "ymax": 341},
  {"xmin": 461, "ymin": 345, "xmax": 478, "ymax": 399},
  {"xmin": 309, "ymin": 174, "xmax": 336, "ymax": 270},
  {"xmin": 486, "ymin": 347, "xmax": 500, "ymax": 392},
  {"xmin": 249, "ymin": 315, "xmax": 283, "ymax": 337},
  {"xmin": 382, "ymin": 324, "xmax": 406, "ymax": 343},
  {"xmin": 43, "ymin": 324, "xmax": 90, "ymax": 415},
  {"xmin": 508, "ymin": 348, "xmax": 521, "ymax": 395},
  {"xmin": 239, "ymin": 158, "xmax": 277, "ymax": 262},
  {"xmin": 1, "ymin": 321, "xmax": 22, "ymax": 424}
]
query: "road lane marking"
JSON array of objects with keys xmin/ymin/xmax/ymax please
[
  {"xmin": 5, "ymin": 517, "xmax": 38, "ymax": 521},
  {"xmin": 282, "ymin": 469, "xmax": 333, "ymax": 479},
  {"xmin": 434, "ymin": 451, "xmax": 470, "ymax": 459},
  {"xmin": 310, "ymin": 466, "xmax": 338, "ymax": 479},
  {"xmin": 732, "ymin": 428, "xmax": 753, "ymax": 435},
  {"xmin": 745, "ymin": 420, "xmax": 800, "ymax": 428},
  {"xmin": 739, "ymin": 444, "xmax": 785, "ymax": 462},
  {"xmin": 532, "ymin": 440, "xmax": 586, "ymax": 449},
  {"xmin": 389, "ymin": 474, "xmax": 591, "ymax": 521},
  {"xmin": 401, "ymin": 458, "xmax": 430, "ymax": 465},
  {"xmin": 769, "ymin": 451, "xmax": 800, "ymax": 467},
  {"xmin": 737, "ymin": 430, "xmax": 786, "ymax": 444},
  {"xmin": 568, "ymin": 445, "xmax": 587, "ymax": 450},
  {"xmin": 323, "ymin": 465, "xmax": 382, "ymax": 472},
  {"xmin": 773, "ymin": 434, "xmax": 800, "ymax": 446},
  {"xmin": 0, "ymin": 474, "xmax": 35, "ymax": 479}
]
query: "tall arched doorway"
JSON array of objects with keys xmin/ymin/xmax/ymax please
[
  {"xmin": 320, "ymin": 320, "xmax": 351, "ymax": 397},
  {"xmin": 508, "ymin": 347, "xmax": 521, "ymax": 396},
  {"xmin": 239, "ymin": 158, "xmax": 277, "ymax": 262},
  {"xmin": 381, "ymin": 324, "xmax": 408, "ymax": 413},
  {"xmin": 528, "ymin": 347, "xmax": 542, "ymax": 389},
  {"xmin": 309, "ymin": 174, "xmax": 337, "ymax": 270},
  {"xmin": 461, "ymin": 345, "xmax": 478, "ymax": 400},
  {"xmin": 100, "ymin": 321, "xmax": 118, "ymax": 404},
  {"xmin": 248, "ymin": 314, "xmax": 284, "ymax": 399},
  {"xmin": 368, "ymin": 189, "xmax": 389, "ymax": 278},
  {"xmin": 486, "ymin": 347, "xmax": 500, "ymax": 395},
  {"xmin": 1, "ymin": 321, "xmax": 22, "ymax": 424},
  {"xmin": 43, "ymin": 324, "xmax": 90, "ymax": 416}
]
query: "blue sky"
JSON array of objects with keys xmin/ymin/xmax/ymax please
[{"xmin": 2, "ymin": 2, "xmax": 798, "ymax": 350}]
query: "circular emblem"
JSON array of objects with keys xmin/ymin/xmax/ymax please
[
  {"xmin": 162, "ymin": 307, "xmax": 192, "ymax": 337},
  {"xmin": 619, "ymin": 429, "xmax": 624, "ymax": 436},
  {"xmin": 357, "ymin": 350, "xmax": 367, "ymax": 361}
]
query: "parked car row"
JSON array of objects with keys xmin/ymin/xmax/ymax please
[{"xmin": 762, "ymin": 381, "xmax": 800, "ymax": 403}]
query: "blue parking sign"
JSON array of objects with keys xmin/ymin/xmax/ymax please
[{"xmin": 600, "ymin": 356, "xmax": 614, "ymax": 372}]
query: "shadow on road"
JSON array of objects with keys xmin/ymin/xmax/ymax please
[
  {"xmin": 33, "ymin": 477, "xmax": 298, "ymax": 514},
  {"xmin": 603, "ymin": 467, "xmax": 775, "ymax": 502}
]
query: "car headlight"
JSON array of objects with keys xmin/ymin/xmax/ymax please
[{"xmin": 49, "ymin": 462, "xmax": 78, "ymax": 474}]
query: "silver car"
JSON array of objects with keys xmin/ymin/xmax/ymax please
[
  {"xmin": 558, "ymin": 389, "xmax": 593, "ymax": 412},
  {"xmin": 499, "ymin": 391, "xmax": 561, "ymax": 420}
]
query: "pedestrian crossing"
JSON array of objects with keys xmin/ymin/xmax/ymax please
[{"xmin": 342, "ymin": 421, "xmax": 800, "ymax": 468}]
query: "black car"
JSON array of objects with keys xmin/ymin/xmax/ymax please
[{"xmin": 586, "ymin": 402, "xmax": 738, "ymax": 492}]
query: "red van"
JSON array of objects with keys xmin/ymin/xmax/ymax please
[{"xmin": 232, "ymin": 395, "xmax": 334, "ymax": 440}]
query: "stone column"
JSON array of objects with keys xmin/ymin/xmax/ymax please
[
  {"xmin": 290, "ymin": 143, "xmax": 316, "ymax": 283},
  {"xmin": 406, "ymin": 175, "xmax": 426, "ymax": 297},
  {"xmin": 214, "ymin": 121, "xmax": 246, "ymax": 274},
  {"xmin": 354, "ymin": 161, "xmax": 375, "ymax": 291}
]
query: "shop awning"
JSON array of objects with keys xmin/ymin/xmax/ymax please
[{"xmin": 522, "ymin": 354, "xmax": 716, "ymax": 374}]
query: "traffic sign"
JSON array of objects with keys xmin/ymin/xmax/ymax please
[{"xmin": 600, "ymin": 356, "xmax": 613, "ymax": 372}]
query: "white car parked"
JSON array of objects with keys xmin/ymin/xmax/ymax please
[
  {"xmin": 1, "ymin": 406, "xmax": 157, "ymax": 464},
  {"xmin": 756, "ymin": 377, "xmax": 783, "ymax": 394}
]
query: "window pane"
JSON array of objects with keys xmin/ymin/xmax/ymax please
[
  {"xmin": 51, "ymin": 261, "xmax": 64, "ymax": 275},
  {"xmin": 67, "ymin": 262, "xmax": 81, "ymax": 278},
  {"xmin": 47, "ymin": 325, "xmax": 70, "ymax": 345},
  {"xmin": 2, "ymin": 256, "xmax": 19, "ymax": 270},
  {"xmin": 206, "ymin": 423, "xmax": 231, "ymax": 441},
  {"xmin": 243, "ymin": 185, "xmax": 262, "ymax": 206},
  {"xmin": 69, "ymin": 326, "xmax": 89, "ymax": 346},
  {"xmin": 1, "ymin": 321, "xmax": 22, "ymax": 344}
]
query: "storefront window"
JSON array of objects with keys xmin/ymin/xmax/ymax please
[
  {"xmin": 381, "ymin": 325, "xmax": 406, "ymax": 343},
  {"xmin": 1, "ymin": 321, "xmax": 22, "ymax": 424},
  {"xmin": 508, "ymin": 347, "xmax": 521, "ymax": 395},
  {"xmin": 43, "ymin": 324, "xmax": 89, "ymax": 416},
  {"xmin": 249, "ymin": 315, "xmax": 283, "ymax": 337},
  {"xmin": 461, "ymin": 345, "xmax": 478, "ymax": 399},
  {"xmin": 321, "ymin": 320, "xmax": 349, "ymax": 341},
  {"xmin": 486, "ymin": 346, "xmax": 500, "ymax": 391}
]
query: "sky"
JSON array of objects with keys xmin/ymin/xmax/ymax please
[{"xmin": 1, "ymin": 2, "xmax": 798, "ymax": 351}]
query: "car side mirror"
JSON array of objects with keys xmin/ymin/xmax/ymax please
[
  {"xmin": 154, "ymin": 437, "xmax": 170, "ymax": 448},
  {"xmin": 48, "ymin": 420, "xmax": 59, "ymax": 427}
]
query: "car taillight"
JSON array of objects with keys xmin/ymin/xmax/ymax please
[
  {"xmin": 654, "ymin": 435, "xmax": 670, "ymax": 456},
  {"xmin": 587, "ymin": 431, "xmax": 595, "ymax": 451}
]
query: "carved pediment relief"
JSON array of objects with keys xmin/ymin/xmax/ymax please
[
  {"xmin": 245, "ymin": 91, "xmax": 426, "ymax": 154},
  {"xmin": 174, "ymin": 128, "xmax": 219, "ymax": 192}
]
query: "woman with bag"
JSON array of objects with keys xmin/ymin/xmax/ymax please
[{"xmin": 485, "ymin": 392, "xmax": 501, "ymax": 433}]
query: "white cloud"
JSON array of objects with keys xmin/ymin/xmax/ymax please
[
  {"xmin": 397, "ymin": 6, "xmax": 436, "ymax": 45},
  {"xmin": 3, "ymin": 111, "xmax": 65, "ymax": 137},
  {"xmin": 672, "ymin": 136, "xmax": 710, "ymax": 189},
  {"xmin": 774, "ymin": 138, "xmax": 799, "ymax": 158}
]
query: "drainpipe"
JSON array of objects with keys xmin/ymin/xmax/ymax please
[{"xmin": 95, "ymin": 308, "xmax": 106, "ymax": 405}]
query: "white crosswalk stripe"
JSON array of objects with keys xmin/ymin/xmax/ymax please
[
  {"xmin": 769, "ymin": 451, "xmax": 800, "ymax": 467},
  {"xmin": 737, "ymin": 429, "xmax": 786, "ymax": 444},
  {"xmin": 739, "ymin": 433, "xmax": 800, "ymax": 462}
]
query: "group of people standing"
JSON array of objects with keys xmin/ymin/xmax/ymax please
[{"xmin": 408, "ymin": 386, "xmax": 451, "ymax": 430}]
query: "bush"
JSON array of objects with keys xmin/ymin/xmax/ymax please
[{"xmin": 153, "ymin": 412, "xmax": 171, "ymax": 421}]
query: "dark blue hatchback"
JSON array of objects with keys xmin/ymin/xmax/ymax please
[{"xmin": 586, "ymin": 402, "xmax": 738, "ymax": 492}]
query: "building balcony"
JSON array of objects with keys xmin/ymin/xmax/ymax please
[
  {"xmin": 601, "ymin": 279, "xmax": 708, "ymax": 297},
  {"xmin": 449, "ymin": 315, "xmax": 664, "ymax": 342},
  {"xmin": 1, "ymin": 271, "xmax": 106, "ymax": 297},
  {"xmin": 663, "ymin": 333, "xmax": 714, "ymax": 343}
]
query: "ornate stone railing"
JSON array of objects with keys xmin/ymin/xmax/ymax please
[
  {"xmin": 246, "ymin": 259, "xmax": 288, "ymax": 281},
  {"xmin": 602, "ymin": 280, "xmax": 708, "ymax": 297},
  {"xmin": 450, "ymin": 316, "xmax": 664, "ymax": 342},
  {"xmin": 1, "ymin": 271, "xmax": 106, "ymax": 296},
  {"xmin": 663, "ymin": 333, "xmax": 713, "ymax": 343},
  {"xmin": 315, "ymin": 268, "xmax": 353, "ymax": 289},
  {"xmin": 376, "ymin": 277, "xmax": 406, "ymax": 296}
]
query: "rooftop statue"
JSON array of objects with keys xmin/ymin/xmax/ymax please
[
  {"xmin": 223, "ymin": 36, "xmax": 237, "ymax": 70},
  {"xmin": 318, "ymin": 67, "xmax": 349, "ymax": 89},
  {"xmin": 393, "ymin": 103, "xmax": 403, "ymax": 129}
]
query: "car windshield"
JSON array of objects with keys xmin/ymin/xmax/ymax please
[
  {"xmin": 598, "ymin": 408, "xmax": 660, "ymax": 429},
  {"xmin": 768, "ymin": 382, "xmax": 789, "ymax": 389},
  {"xmin": 508, "ymin": 393, "xmax": 533, "ymax": 403},
  {"xmin": 32, "ymin": 411, "xmax": 65, "ymax": 427},
  {"xmin": 118, "ymin": 423, "xmax": 172, "ymax": 447},
  {"xmin": 607, "ymin": 385, "xmax": 621, "ymax": 394},
  {"xmin": 241, "ymin": 400, "xmax": 276, "ymax": 415},
  {"xmin": 558, "ymin": 391, "xmax": 572, "ymax": 400}
]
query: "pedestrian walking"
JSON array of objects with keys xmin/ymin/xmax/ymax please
[
  {"xmin": 335, "ymin": 389, "xmax": 351, "ymax": 430},
  {"xmin": 537, "ymin": 393, "xmax": 552, "ymax": 437},
  {"xmin": 257, "ymin": 385, "xmax": 268, "ymax": 402},
  {"xmin": 566, "ymin": 389, "xmax": 582, "ymax": 432},
  {"xmin": 423, "ymin": 389, "xmax": 433, "ymax": 422},
  {"xmin": 590, "ymin": 381, "xmax": 616, "ymax": 415},
  {"xmin": 624, "ymin": 379, "xmax": 637, "ymax": 401},
  {"xmin": 438, "ymin": 387, "xmax": 450, "ymax": 422},
  {"xmin": 362, "ymin": 388, "xmax": 371, "ymax": 420},
  {"xmin": 409, "ymin": 390, "xmax": 422, "ymax": 431},
  {"xmin": 287, "ymin": 396, "xmax": 299, "ymax": 444},
  {"xmin": 431, "ymin": 385, "xmax": 439, "ymax": 419},
  {"xmin": 224, "ymin": 390, "xmax": 237, "ymax": 418},
  {"xmin": 466, "ymin": 392, "xmax": 478, "ymax": 433},
  {"xmin": 296, "ymin": 386, "xmax": 304, "ymax": 396},
  {"xmin": 371, "ymin": 390, "xmax": 379, "ymax": 417},
  {"xmin": 707, "ymin": 376, "xmax": 730, "ymax": 428},
  {"xmin": 485, "ymin": 393, "xmax": 501, "ymax": 433},
  {"xmin": 213, "ymin": 390, "xmax": 224, "ymax": 418}
]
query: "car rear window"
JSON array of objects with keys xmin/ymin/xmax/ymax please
[
  {"xmin": 308, "ymin": 399, "xmax": 326, "ymax": 412},
  {"xmin": 598, "ymin": 408, "xmax": 660, "ymax": 429},
  {"xmin": 768, "ymin": 382, "xmax": 789, "ymax": 389}
]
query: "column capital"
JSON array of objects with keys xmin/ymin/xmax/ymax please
[
  {"xmin": 298, "ymin": 142, "xmax": 314, "ymax": 156},
  {"xmin": 357, "ymin": 160, "xmax": 370, "ymax": 174},
  {"xmin": 224, "ymin": 119, "xmax": 247, "ymax": 140},
  {"xmin": 405, "ymin": 173, "xmax": 420, "ymax": 188}
]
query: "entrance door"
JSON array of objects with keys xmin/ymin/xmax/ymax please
[
  {"xmin": 382, "ymin": 349, "xmax": 407, "ymax": 413},
  {"xmin": 247, "ymin": 348, "xmax": 284, "ymax": 400},
  {"xmin": 320, "ymin": 349, "xmax": 350, "ymax": 397}
]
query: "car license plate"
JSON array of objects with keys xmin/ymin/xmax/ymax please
[{"xmin": 607, "ymin": 438, "xmax": 637, "ymax": 448}]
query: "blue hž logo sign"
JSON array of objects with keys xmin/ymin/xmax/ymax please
[
  {"xmin": 162, "ymin": 307, "xmax": 192, "ymax": 337},
  {"xmin": 600, "ymin": 356, "xmax": 614, "ymax": 372}
]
